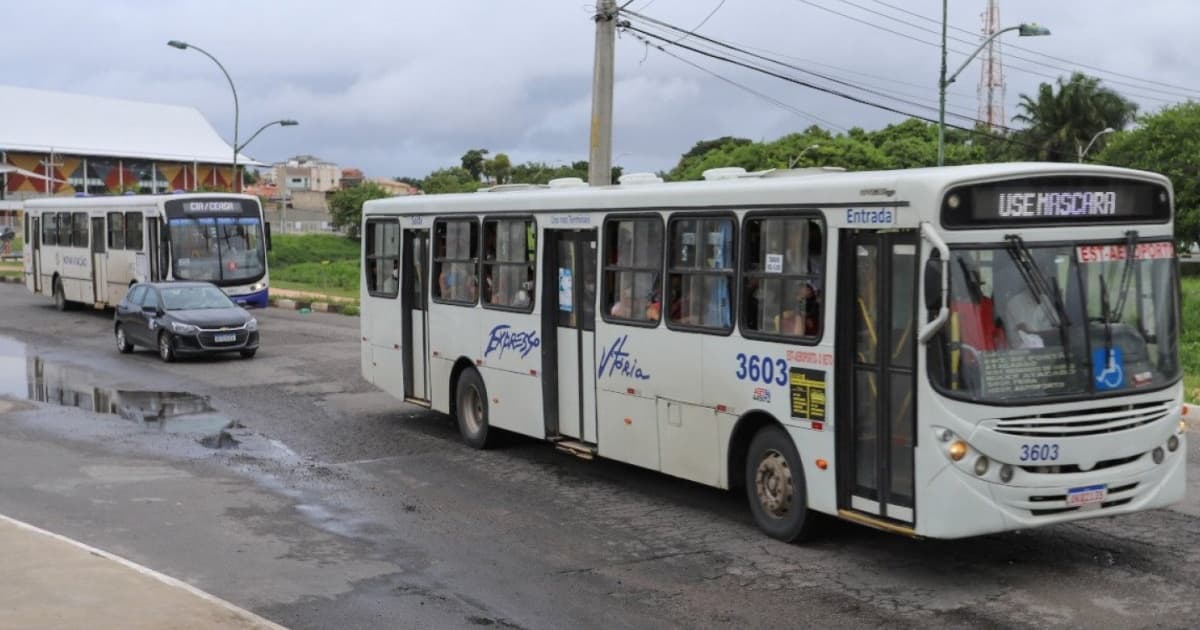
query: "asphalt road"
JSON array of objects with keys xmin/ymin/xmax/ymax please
[{"xmin": 1, "ymin": 280, "xmax": 1199, "ymax": 629}]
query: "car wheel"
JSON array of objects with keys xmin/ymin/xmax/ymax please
[
  {"xmin": 240, "ymin": 348, "xmax": 257, "ymax": 359},
  {"xmin": 115, "ymin": 324, "xmax": 134, "ymax": 354},
  {"xmin": 745, "ymin": 425, "xmax": 819, "ymax": 542},
  {"xmin": 455, "ymin": 368, "xmax": 494, "ymax": 449},
  {"xmin": 157, "ymin": 331, "xmax": 176, "ymax": 363}
]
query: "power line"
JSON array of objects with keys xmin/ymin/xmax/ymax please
[
  {"xmin": 868, "ymin": 0, "xmax": 1200, "ymax": 96},
  {"xmin": 790, "ymin": 0, "xmax": 1181, "ymax": 104},
  {"xmin": 628, "ymin": 30, "xmax": 849, "ymax": 131},
  {"xmin": 620, "ymin": 21, "xmax": 1054, "ymax": 157},
  {"xmin": 626, "ymin": 10, "xmax": 1005, "ymax": 129},
  {"xmin": 673, "ymin": 0, "xmax": 727, "ymax": 43}
]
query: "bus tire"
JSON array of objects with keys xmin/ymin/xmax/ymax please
[
  {"xmin": 745, "ymin": 425, "xmax": 818, "ymax": 542},
  {"xmin": 115, "ymin": 324, "xmax": 134, "ymax": 353},
  {"xmin": 53, "ymin": 278, "xmax": 70, "ymax": 311},
  {"xmin": 157, "ymin": 331, "xmax": 176, "ymax": 363},
  {"xmin": 454, "ymin": 368, "xmax": 493, "ymax": 449}
]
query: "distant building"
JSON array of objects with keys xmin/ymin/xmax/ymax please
[
  {"xmin": 368, "ymin": 178, "xmax": 420, "ymax": 196},
  {"xmin": 0, "ymin": 84, "xmax": 259, "ymax": 201},
  {"xmin": 270, "ymin": 154, "xmax": 340, "ymax": 193},
  {"xmin": 340, "ymin": 168, "xmax": 364, "ymax": 188}
]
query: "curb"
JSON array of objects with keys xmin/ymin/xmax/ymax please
[
  {"xmin": 0, "ymin": 275, "xmax": 23, "ymax": 284},
  {"xmin": 266, "ymin": 296, "xmax": 359, "ymax": 317},
  {"xmin": 0, "ymin": 512, "xmax": 285, "ymax": 629}
]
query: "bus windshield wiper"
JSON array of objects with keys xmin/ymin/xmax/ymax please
[
  {"xmin": 1098, "ymin": 274, "xmax": 1115, "ymax": 366},
  {"xmin": 1005, "ymin": 235, "xmax": 1068, "ymax": 329},
  {"xmin": 1111, "ymin": 230, "xmax": 1138, "ymax": 322}
]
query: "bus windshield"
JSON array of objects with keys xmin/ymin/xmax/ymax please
[
  {"xmin": 168, "ymin": 217, "xmax": 265, "ymax": 284},
  {"xmin": 928, "ymin": 237, "xmax": 1179, "ymax": 403}
]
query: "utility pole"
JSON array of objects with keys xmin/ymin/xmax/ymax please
[{"xmin": 588, "ymin": 0, "xmax": 617, "ymax": 187}]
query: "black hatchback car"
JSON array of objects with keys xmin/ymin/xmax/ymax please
[{"xmin": 114, "ymin": 282, "xmax": 260, "ymax": 362}]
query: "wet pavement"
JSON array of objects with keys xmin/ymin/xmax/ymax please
[{"xmin": 2, "ymin": 281, "xmax": 1200, "ymax": 629}]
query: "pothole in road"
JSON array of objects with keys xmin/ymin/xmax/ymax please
[{"xmin": 0, "ymin": 336, "xmax": 239, "ymax": 448}]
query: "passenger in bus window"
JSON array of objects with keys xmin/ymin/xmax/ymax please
[{"xmin": 995, "ymin": 264, "xmax": 1053, "ymax": 349}]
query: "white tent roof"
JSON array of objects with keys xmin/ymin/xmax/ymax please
[{"xmin": 0, "ymin": 85, "xmax": 262, "ymax": 166}]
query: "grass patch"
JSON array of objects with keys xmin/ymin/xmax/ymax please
[
  {"xmin": 271, "ymin": 280, "xmax": 360, "ymax": 301},
  {"xmin": 272, "ymin": 260, "xmax": 359, "ymax": 292},
  {"xmin": 1181, "ymin": 277, "xmax": 1200, "ymax": 403},
  {"xmin": 270, "ymin": 234, "xmax": 359, "ymax": 267}
]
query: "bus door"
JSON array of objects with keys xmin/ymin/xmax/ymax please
[
  {"xmin": 401, "ymin": 228, "xmax": 431, "ymax": 403},
  {"xmin": 30, "ymin": 216, "xmax": 41, "ymax": 294},
  {"xmin": 838, "ymin": 229, "xmax": 918, "ymax": 524},
  {"xmin": 147, "ymin": 216, "xmax": 162, "ymax": 281},
  {"xmin": 542, "ymin": 229, "xmax": 598, "ymax": 444},
  {"xmin": 91, "ymin": 216, "xmax": 106, "ymax": 305}
]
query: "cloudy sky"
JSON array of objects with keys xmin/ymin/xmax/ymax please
[{"xmin": 6, "ymin": 1, "xmax": 1198, "ymax": 178}]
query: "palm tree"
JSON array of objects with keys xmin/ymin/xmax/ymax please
[{"xmin": 1013, "ymin": 72, "xmax": 1138, "ymax": 161}]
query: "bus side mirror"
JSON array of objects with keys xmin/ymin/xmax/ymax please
[
  {"xmin": 924, "ymin": 255, "xmax": 944, "ymax": 313},
  {"xmin": 265, "ymin": 222, "xmax": 272, "ymax": 251}
]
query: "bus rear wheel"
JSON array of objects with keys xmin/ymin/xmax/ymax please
[
  {"xmin": 745, "ymin": 425, "xmax": 818, "ymax": 542},
  {"xmin": 455, "ymin": 368, "xmax": 494, "ymax": 449},
  {"xmin": 53, "ymin": 278, "xmax": 71, "ymax": 312}
]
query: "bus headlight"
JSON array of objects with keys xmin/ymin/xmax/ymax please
[
  {"xmin": 974, "ymin": 456, "xmax": 989, "ymax": 476},
  {"xmin": 999, "ymin": 464, "xmax": 1014, "ymax": 483},
  {"xmin": 246, "ymin": 318, "xmax": 258, "ymax": 332},
  {"xmin": 948, "ymin": 440, "xmax": 968, "ymax": 461},
  {"xmin": 171, "ymin": 322, "xmax": 199, "ymax": 334}
]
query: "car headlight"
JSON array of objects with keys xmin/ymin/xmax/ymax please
[
  {"xmin": 171, "ymin": 322, "xmax": 200, "ymax": 334},
  {"xmin": 246, "ymin": 318, "xmax": 258, "ymax": 332}
]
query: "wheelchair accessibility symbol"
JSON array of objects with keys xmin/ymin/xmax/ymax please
[{"xmin": 1092, "ymin": 348, "xmax": 1125, "ymax": 391}]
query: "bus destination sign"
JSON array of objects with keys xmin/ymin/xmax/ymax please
[
  {"xmin": 164, "ymin": 198, "xmax": 258, "ymax": 218},
  {"xmin": 941, "ymin": 177, "xmax": 1169, "ymax": 228}
]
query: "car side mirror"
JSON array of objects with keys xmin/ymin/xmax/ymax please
[{"xmin": 924, "ymin": 255, "xmax": 944, "ymax": 314}]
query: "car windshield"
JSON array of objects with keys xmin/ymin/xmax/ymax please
[
  {"xmin": 927, "ymin": 237, "xmax": 1179, "ymax": 403},
  {"xmin": 169, "ymin": 217, "xmax": 265, "ymax": 283},
  {"xmin": 160, "ymin": 285, "xmax": 236, "ymax": 311}
]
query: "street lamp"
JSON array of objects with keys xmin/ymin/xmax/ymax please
[
  {"xmin": 167, "ymin": 39, "xmax": 241, "ymax": 191},
  {"xmin": 788, "ymin": 144, "xmax": 820, "ymax": 169},
  {"xmin": 937, "ymin": 6, "xmax": 1050, "ymax": 166},
  {"xmin": 238, "ymin": 119, "xmax": 298, "ymax": 155},
  {"xmin": 1078, "ymin": 127, "xmax": 1115, "ymax": 162}
]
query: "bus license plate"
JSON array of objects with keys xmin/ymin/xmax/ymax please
[
  {"xmin": 213, "ymin": 333, "xmax": 237, "ymax": 343},
  {"xmin": 1066, "ymin": 484, "xmax": 1107, "ymax": 507}
]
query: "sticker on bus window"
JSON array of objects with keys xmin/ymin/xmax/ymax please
[
  {"xmin": 558, "ymin": 267, "xmax": 573, "ymax": 312},
  {"xmin": 765, "ymin": 254, "xmax": 784, "ymax": 273},
  {"xmin": 1093, "ymin": 348, "xmax": 1125, "ymax": 391}
]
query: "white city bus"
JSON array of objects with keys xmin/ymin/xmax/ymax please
[
  {"xmin": 359, "ymin": 163, "xmax": 1186, "ymax": 540},
  {"xmin": 23, "ymin": 193, "xmax": 270, "ymax": 310}
]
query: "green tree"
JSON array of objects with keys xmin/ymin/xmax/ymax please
[
  {"xmin": 461, "ymin": 148, "xmax": 489, "ymax": 182},
  {"xmin": 328, "ymin": 181, "xmax": 391, "ymax": 238},
  {"xmin": 1012, "ymin": 72, "xmax": 1138, "ymax": 161},
  {"xmin": 1097, "ymin": 102, "xmax": 1200, "ymax": 245},
  {"xmin": 420, "ymin": 167, "xmax": 480, "ymax": 194},
  {"xmin": 482, "ymin": 153, "xmax": 512, "ymax": 185}
]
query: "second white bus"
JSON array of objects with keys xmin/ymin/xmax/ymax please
[{"xmin": 23, "ymin": 193, "xmax": 271, "ymax": 310}]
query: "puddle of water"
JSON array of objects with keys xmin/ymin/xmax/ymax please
[{"xmin": 0, "ymin": 335, "xmax": 236, "ymax": 448}]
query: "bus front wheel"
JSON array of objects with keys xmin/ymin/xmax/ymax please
[
  {"xmin": 455, "ymin": 368, "xmax": 494, "ymax": 449},
  {"xmin": 53, "ymin": 278, "xmax": 70, "ymax": 312},
  {"xmin": 745, "ymin": 425, "xmax": 818, "ymax": 542}
]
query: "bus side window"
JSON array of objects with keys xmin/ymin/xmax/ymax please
[
  {"xmin": 108, "ymin": 213, "xmax": 125, "ymax": 250},
  {"xmin": 741, "ymin": 216, "xmax": 824, "ymax": 339},
  {"xmin": 43, "ymin": 212, "xmax": 57, "ymax": 246},
  {"xmin": 602, "ymin": 216, "xmax": 663, "ymax": 325},
  {"xmin": 482, "ymin": 218, "xmax": 535, "ymax": 311},
  {"xmin": 126, "ymin": 212, "xmax": 143, "ymax": 251},
  {"xmin": 72, "ymin": 212, "xmax": 88, "ymax": 248},
  {"xmin": 432, "ymin": 218, "xmax": 478, "ymax": 305},
  {"xmin": 364, "ymin": 219, "xmax": 400, "ymax": 298},
  {"xmin": 667, "ymin": 215, "xmax": 736, "ymax": 333},
  {"xmin": 57, "ymin": 212, "xmax": 71, "ymax": 246}
]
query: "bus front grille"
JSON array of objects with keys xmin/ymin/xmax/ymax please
[{"xmin": 991, "ymin": 400, "xmax": 1173, "ymax": 437}]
